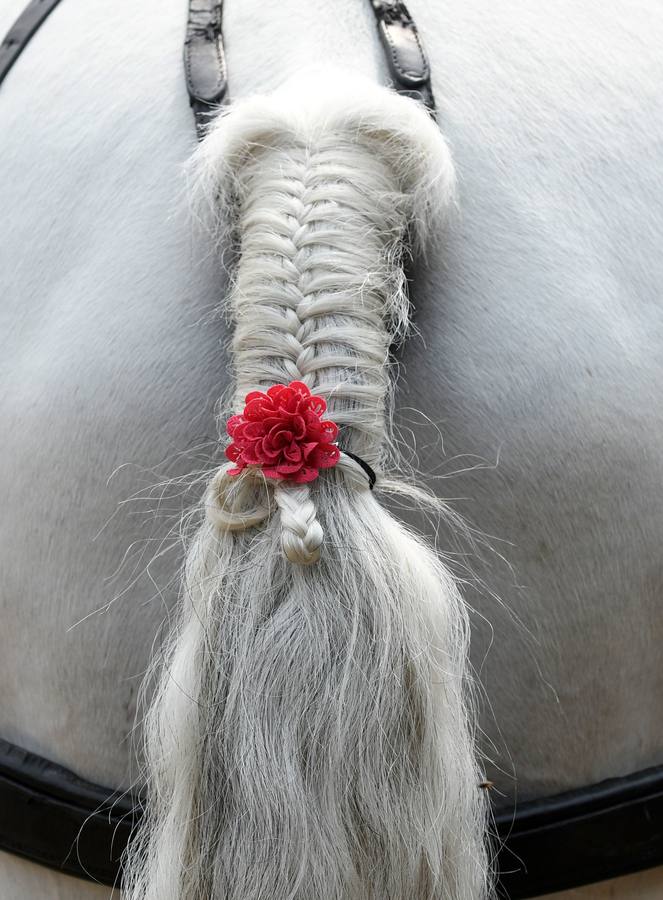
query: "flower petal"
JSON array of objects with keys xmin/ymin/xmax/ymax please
[
  {"xmin": 276, "ymin": 461, "xmax": 304, "ymax": 475},
  {"xmin": 303, "ymin": 394, "xmax": 326, "ymax": 415},
  {"xmin": 262, "ymin": 466, "xmax": 285, "ymax": 480},
  {"xmin": 292, "ymin": 467, "xmax": 319, "ymax": 483},
  {"xmin": 226, "ymin": 415, "xmax": 243, "ymax": 437},
  {"xmin": 269, "ymin": 427, "xmax": 294, "ymax": 448},
  {"xmin": 267, "ymin": 384, "xmax": 287, "ymax": 400},
  {"xmin": 320, "ymin": 420, "xmax": 338, "ymax": 441},
  {"xmin": 288, "ymin": 381, "xmax": 311, "ymax": 397},
  {"xmin": 245, "ymin": 390, "xmax": 270, "ymax": 404},
  {"xmin": 290, "ymin": 414, "xmax": 306, "ymax": 439},
  {"xmin": 225, "ymin": 444, "xmax": 242, "ymax": 462},
  {"xmin": 283, "ymin": 442, "xmax": 302, "ymax": 462},
  {"xmin": 259, "ymin": 438, "xmax": 281, "ymax": 460},
  {"xmin": 311, "ymin": 444, "xmax": 340, "ymax": 469},
  {"xmin": 242, "ymin": 442, "xmax": 263, "ymax": 464},
  {"xmin": 300, "ymin": 441, "xmax": 319, "ymax": 461}
]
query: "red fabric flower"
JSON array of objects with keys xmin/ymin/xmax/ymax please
[{"xmin": 225, "ymin": 381, "xmax": 340, "ymax": 484}]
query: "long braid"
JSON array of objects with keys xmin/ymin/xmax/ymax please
[
  {"xmin": 230, "ymin": 138, "xmax": 405, "ymax": 562},
  {"xmin": 124, "ymin": 73, "xmax": 489, "ymax": 900}
]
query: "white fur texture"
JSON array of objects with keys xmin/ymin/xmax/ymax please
[
  {"xmin": 4, "ymin": 0, "xmax": 663, "ymax": 814},
  {"xmin": 3, "ymin": 1, "xmax": 663, "ymax": 898},
  {"xmin": 123, "ymin": 74, "xmax": 488, "ymax": 900}
]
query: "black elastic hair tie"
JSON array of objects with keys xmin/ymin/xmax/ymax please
[{"xmin": 340, "ymin": 450, "xmax": 377, "ymax": 490}]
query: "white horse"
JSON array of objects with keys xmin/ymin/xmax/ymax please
[{"xmin": 1, "ymin": 0, "xmax": 662, "ymax": 897}]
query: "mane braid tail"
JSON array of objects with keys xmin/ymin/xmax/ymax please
[{"xmin": 124, "ymin": 71, "xmax": 490, "ymax": 900}]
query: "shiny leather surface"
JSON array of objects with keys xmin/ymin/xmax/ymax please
[
  {"xmin": 369, "ymin": 0, "xmax": 435, "ymax": 111},
  {"xmin": 0, "ymin": 0, "xmax": 434, "ymax": 137},
  {"xmin": 0, "ymin": 739, "xmax": 133, "ymax": 886},
  {"xmin": 0, "ymin": 0, "xmax": 63, "ymax": 87},
  {"xmin": 183, "ymin": 0, "xmax": 228, "ymax": 137},
  {"xmin": 2, "ymin": 735, "xmax": 663, "ymax": 896}
]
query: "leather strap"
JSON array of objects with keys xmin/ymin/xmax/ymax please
[
  {"xmin": 183, "ymin": 0, "xmax": 228, "ymax": 139},
  {"xmin": 182, "ymin": 0, "xmax": 436, "ymax": 138},
  {"xmin": 1, "ymin": 735, "xmax": 663, "ymax": 894},
  {"xmin": 0, "ymin": 0, "xmax": 64, "ymax": 88},
  {"xmin": 0, "ymin": 0, "xmax": 434, "ymax": 138},
  {"xmin": 368, "ymin": 1, "xmax": 435, "ymax": 114},
  {"xmin": 495, "ymin": 764, "xmax": 663, "ymax": 897},
  {"xmin": 0, "ymin": 739, "xmax": 134, "ymax": 885}
]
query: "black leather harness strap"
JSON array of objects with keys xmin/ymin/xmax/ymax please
[
  {"xmin": 368, "ymin": 1, "xmax": 435, "ymax": 113},
  {"xmin": 0, "ymin": 0, "xmax": 435, "ymax": 137},
  {"xmin": 0, "ymin": 0, "xmax": 64, "ymax": 88},
  {"xmin": 184, "ymin": 0, "xmax": 228, "ymax": 139},
  {"xmin": 495, "ymin": 766, "xmax": 663, "ymax": 897},
  {"xmin": 182, "ymin": 0, "xmax": 435, "ymax": 138},
  {"xmin": 1, "ymin": 736, "xmax": 663, "ymax": 896},
  {"xmin": 0, "ymin": 739, "xmax": 134, "ymax": 886}
]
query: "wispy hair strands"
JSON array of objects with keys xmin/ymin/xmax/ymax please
[{"xmin": 124, "ymin": 71, "xmax": 490, "ymax": 900}]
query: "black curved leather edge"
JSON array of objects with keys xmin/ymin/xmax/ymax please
[
  {"xmin": 183, "ymin": 0, "xmax": 228, "ymax": 140},
  {"xmin": 493, "ymin": 764, "xmax": 663, "ymax": 897},
  {"xmin": 1, "ymin": 737, "xmax": 663, "ymax": 897},
  {"xmin": 0, "ymin": 0, "xmax": 64, "ymax": 88},
  {"xmin": 0, "ymin": 739, "xmax": 136, "ymax": 886},
  {"xmin": 369, "ymin": 1, "xmax": 436, "ymax": 114}
]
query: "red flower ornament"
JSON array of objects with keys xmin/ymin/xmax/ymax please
[{"xmin": 225, "ymin": 381, "xmax": 340, "ymax": 484}]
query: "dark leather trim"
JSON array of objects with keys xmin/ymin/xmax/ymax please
[
  {"xmin": 0, "ymin": 0, "xmax": 434, "ymax": 139},
  {"xmin": 0, "ymin": 739, "xmax": 135, "ymax": 885},
  {"xmin": 369, "ymin": 1, "xmax": 436, "ymax": 113},
  {"xmin": 183, "ymin": 0, "xmax": 228, "ymax": 140},
  {"xmin": 0, "ymin": 0, "xmax": 64, "ymax": 88},
  {"xmin": 1, "ymin": 737, "xmax": 662, "ymax": 896},
  {"xmin": 494, "ymin": 765, "xmax": 663, "ymax": 897}
]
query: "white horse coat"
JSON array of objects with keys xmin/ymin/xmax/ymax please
[{"xmin": 1, "ymin": 0, "xmax": 662, "ymax": 896}]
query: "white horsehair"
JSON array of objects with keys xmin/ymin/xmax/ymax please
[{"xmin": 123, "ymin": 71, "xmax": 490, "ymax": 900}]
